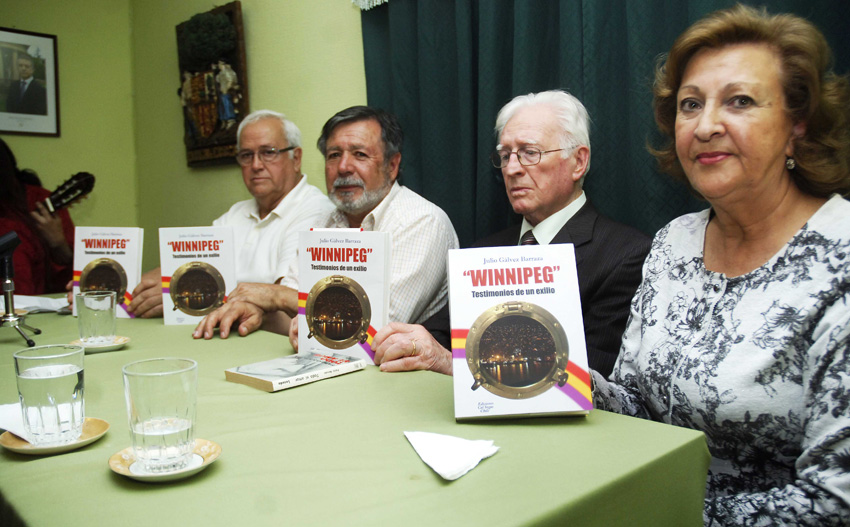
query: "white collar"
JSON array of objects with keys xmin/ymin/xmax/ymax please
[
  {"xmin": 331, "ymin": 181, "xmax": 401, "ymax": 229},
  {"xmin": 519, "ymin": 191, "xmax": 586, "ymax": 245},
  {"xmin": 247, "ymin": 174, "xmax": 309, "ymax": 222},
  {"xmin": 360, "ymin": 181, "xmax": 400, "ymax": 230}
]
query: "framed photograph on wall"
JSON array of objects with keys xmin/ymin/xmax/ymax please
[{"xmin": 0, "ymin": 27, "xmax": 60, "ymax": 136}]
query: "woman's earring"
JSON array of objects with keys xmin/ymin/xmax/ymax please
[{"xmin": 786, "ymin": 157, "xmax": 796, "ymax": 170}]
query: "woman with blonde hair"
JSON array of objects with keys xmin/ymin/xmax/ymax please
[{"xmin": 593, "ymin": 5, "xmax": 850, "ymax": 525}]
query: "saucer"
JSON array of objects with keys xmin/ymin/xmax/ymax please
[
  {"xmin": 71, "ymin": 336, "xmax": 130, "ymax": 353},
  {"xmin": 108, "ymin": 439, "xmax": 221, "ymax": 483},
  {"xmin": 0, "ymin": 417, "xmax": 109, "ymax": 455}
]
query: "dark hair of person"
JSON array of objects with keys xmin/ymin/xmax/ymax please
[
  {"xmin": 0, "ymin": 138, "xmax": 30, "ymax": 220},
  {"xmin": 316, "ymin": 105, "xmax": 404, "ymax": 180},
  {"xmin": 18, "ymin": 168, "xmax": 42, "ymax": 187},
  {"xmin": 650, "ymin": 4, "xmax": 850, "ymax": 198}
]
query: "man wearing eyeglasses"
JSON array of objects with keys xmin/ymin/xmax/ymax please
[
  {"xmin": 127, "ymin": 109, "xmax": 334, "ymax": 318},
  {"xmin": 372, "ymin": 90, "xmax": 650, "ymax": 378},
  {"xmin": 193, "ymin": 105, "xmax": 458, "ymax": 342}
]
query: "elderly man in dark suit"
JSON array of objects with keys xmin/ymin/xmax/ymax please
[
  {"xmin": 372, "ymin": 90, "xmax": 650, "ymax": 378},
  {"xmin": 6, "ymin": 55, "xmax": 47, "ymax": 115}
]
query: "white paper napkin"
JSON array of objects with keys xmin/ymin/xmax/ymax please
[
  {"xmin": 10, "ymin": 295, "xmax": 68, "ymax": 313},
  {"xmin": 404, "ymin": 431, "xmax": 499, "ymax": 480},
  {"xmin": 0, "ymin": 403, "xmax": 26, "ymax": 439}
]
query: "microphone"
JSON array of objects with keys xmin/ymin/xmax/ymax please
[
  {"xmin": 0, "ymin": 231, "xmax": 21, "ymax": 281},
  {"xmin": 0, "ymin": 230, "xmax": 40, "ymax": 346}
]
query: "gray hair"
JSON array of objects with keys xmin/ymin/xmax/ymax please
[
  {"xmin": 317, "ymin": 106, "xmax": 402, "ymax": 160},
  {"xmin": 237, "ymin": 109, "xmax": 302, "ymax": 158},
  {"xmin": 316, "ymin": 105, "xmax": 404, "ymax": 181},
  {"xmin": 495, "ymin": 90, "xmax": 591, "ymax": 175}
]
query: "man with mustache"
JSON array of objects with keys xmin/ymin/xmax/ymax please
[
  {"xmin": 194, "ymin": 106, "xmax": 458, "ymax": 341},
  {"xmin": 372, "ymin": 90, "xmax": 651, "ymax": 377}
]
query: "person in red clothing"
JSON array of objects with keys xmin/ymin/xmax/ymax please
[{"xmin": 0, "ymin": 138, "xmax": 74, "ymax": 294}]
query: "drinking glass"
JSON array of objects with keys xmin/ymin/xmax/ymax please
[
  {"xmin": 76, "ymin": 290, "xmax": 116, "ymax": 345},
  {"xmin": 122, "ymin": 358, "xmax": 198, "ymax": 473},
  {"xmin": 14, "ymin": 344, "xmax": 85, "ymax": 446}
]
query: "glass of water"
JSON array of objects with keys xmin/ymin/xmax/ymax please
[
  {"xmin": 14, "ymin": 344, "xmax": 85, "ymax": 446},
  {"xmin": 122, "ymin": 358, "xmax": 198, "ymax": 473},
  {"xmin": 76, "ymin": 290, "xmax": 116, "ymax": 346}
]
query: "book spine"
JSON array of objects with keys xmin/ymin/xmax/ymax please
[
  {"xmin": 224, "ymin": 370, "xmax": 273, "ymax": 392},
  {"xmin": 271, "ymin": 360, "xmax": 366, "ymax": 391}
]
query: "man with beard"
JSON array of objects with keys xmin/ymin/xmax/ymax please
[{"xmin": 194, "ymin": 106, "xmax": 458, "ymax": 343}]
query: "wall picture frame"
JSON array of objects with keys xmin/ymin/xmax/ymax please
[
  {"xmin": 0, "ymin": 27, "xmax": 60, "ymax": 136},
  {"xmin": 176, "ymin": 1, "xmax": 249, "ymax": 167}
]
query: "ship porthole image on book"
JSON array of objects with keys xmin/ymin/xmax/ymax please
[
  {"xmin": 169, "ymin": 261, "xmax": 226, "ymax": 316},
  {"xmin": 466, "ymin": 301, "xmax": 569, "ymax": 399},
  {"xmin": 305, "ymin": 275, "xmax": 371, "ymax": 350},
  {"xmin": 80, "ymin": 258, "xmax": 128, "ymax": 301}
]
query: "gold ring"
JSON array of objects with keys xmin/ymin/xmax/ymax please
[{"xmin": 410, "ymin": 338, "xmax": 418, "ymax": 356}]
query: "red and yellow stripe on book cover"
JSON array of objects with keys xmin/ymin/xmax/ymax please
[
  {"xmin": 120, "ymin": 290, "xmax": 135, "ymax": 318},
  {"xmin": 297, "ymin": 292, "xmax": 308, "ymax": 315},
  {"xmin": 358, "ymin": 325, "xmax": 378, "ymax": 360},
  {"xmin": 72, "ymin": 270, "xmax": 136, "ymax": 318},
  {"xmin": 450, "ymin": 328, "xmax": 592, "ymax": 410}
]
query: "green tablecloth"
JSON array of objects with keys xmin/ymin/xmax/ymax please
[{"xmin": 0, "ymin": 313, "xmax": 710, "ymax": 526}]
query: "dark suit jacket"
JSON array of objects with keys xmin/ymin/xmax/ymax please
[
  {"xmin": 424, "ymin": 199, "xmax": 651, "ymax": 378},
  {"xmin": 6, "ymin": 79, "xmax": 47, "ymax": 115}
]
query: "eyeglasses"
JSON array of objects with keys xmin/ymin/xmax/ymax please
[
  {"xmin": 235, "ymin": 146, "xmax": 295, "ymax": 166},
  {"xmin": 490, "ymin": 147, "xmax": 566, "ymax": 168}
]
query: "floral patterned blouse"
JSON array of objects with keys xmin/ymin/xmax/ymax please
[{"xmin": 592, "ymin": 195, "xmax": 850, "ymax": 526}]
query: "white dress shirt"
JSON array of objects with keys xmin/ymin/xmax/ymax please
[
  {"xmin": 282, "ymin": 182, "xmax": 458, "ymax": 324},
  {"xmin": 518, "ymin": 191, "xmax": 586, "ymax": 245},
  {"xmin": 213, "ymin": 175, "xmax": 335, "ymax": 284}
]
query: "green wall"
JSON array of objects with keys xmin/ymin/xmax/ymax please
[
  {"xmin": 4, "ymin": 0, "xmax": 367, "ymax": 271},
  {"xmin": 2, "ymin": 0, "xmax": 137, "ymax": 231},
  {"xmin": 131, "ymin": 0, "xmax": 367, "ymax": 269}
]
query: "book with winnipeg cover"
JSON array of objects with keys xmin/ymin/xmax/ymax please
[
  {"xmin": 225, "ymin": 352, "xmax": 367, "ymax": 392},
  {"xmin": 296, "ymin": 228, "xmax": 391, "ymax": 364},
  {"xmin": 72, "ymin": 227, "xmax": 144, "ymax": 318},
  {"xmin": 159, "ymin": 226, "xmax": 236, "ymax": 325},
  {"xmin": 448, "ymin": 244, "xmax": 592, "ymax": 420}
]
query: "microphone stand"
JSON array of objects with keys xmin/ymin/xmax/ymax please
[{"xmin": 0, "ymin": 233, "xmax": 41, "ymax": 347}]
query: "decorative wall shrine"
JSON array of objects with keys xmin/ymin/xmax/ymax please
[{"xmin": 175, "ymin": 1, "xmax": 248, "ymax": 167}]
